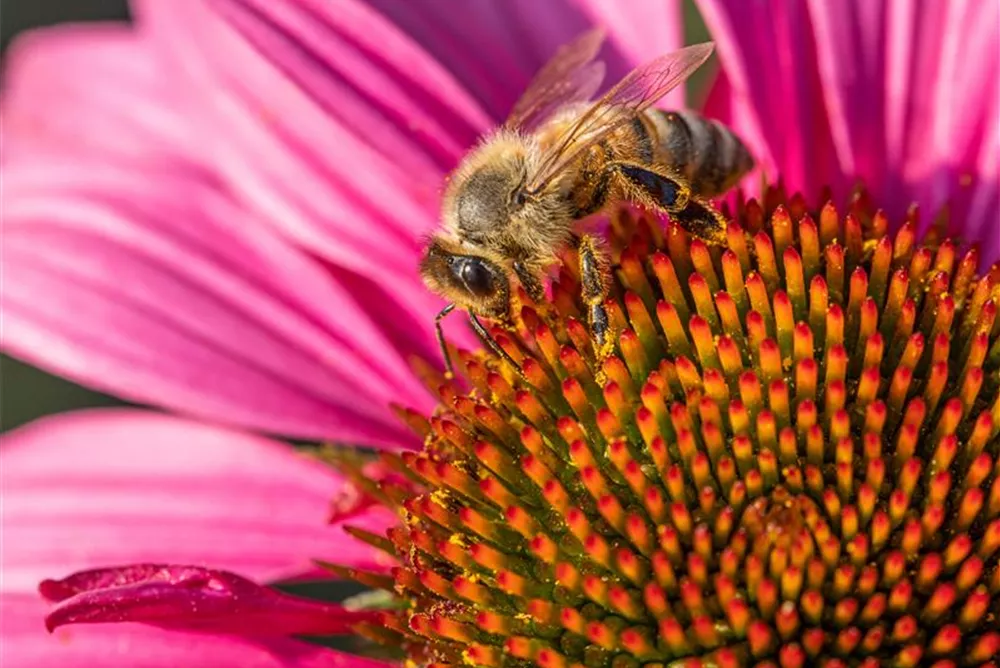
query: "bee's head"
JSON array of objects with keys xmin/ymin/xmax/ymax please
[
  {"xmin": 446, "ymin": 149, "xmax": 528, "ymax": 236},
  {"xmin": 442, "ymin": 132, "xmax": 567, "ymax": 248},
  {"xmin": 419, "ymin": 236, "xmax": 510, "ymax": 319}
]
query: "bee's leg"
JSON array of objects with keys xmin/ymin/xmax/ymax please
[
  {"xmin": 434, "ymin": 303, "xmax": 457, "ymax": 377},
  {"xmin": 512, "ymin": 261, "xmax": 546, "ymax": 306},
  {"xmin": 512, "ymin": 260, "xmax": 556, "ymax": 334},
  {"xmin": 610, "ymin": 162, "xmax": 727, "ymax": 246},
  {"xmin": 608, "ymin": 161, "xmax": 692, "ymax": 214},
  {"xmin": 670, "ymin": 196, "xmax": 729, "ymax": 246},
  {"xmin": 576, "ymin": 234, "xmax": 613, "ymax": 358},
  {"xmin": 468, "ymin": 312, "xmax": 524, "ymax": 377},
  {"xmin": 436, "ymin": 305, "xmax": 524, "ymax": 379}
]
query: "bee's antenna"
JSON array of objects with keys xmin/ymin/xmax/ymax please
[{"xmin": 435, "ymin": 303, "xmax": 457, "ymax": 378}]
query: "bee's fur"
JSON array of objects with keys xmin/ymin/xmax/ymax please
[
  {"xmin": 423, "ymin": 108, "xmax": 752, "ymax": 319},
  {"xmin": 439, "ymin": 129, "xmax": 575, "ymax": 279}
]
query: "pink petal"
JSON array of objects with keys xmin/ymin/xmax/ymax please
[
  {"xmin": 696, "ymin": 0, "xmax": 841, "ymax": 201},
  {"xmin": 698, "ymin": 0, "xmax": 1000, "ymax": 250},
  {"xmin": 138, "ymin": 0, "xmax": 480, "ymax": 351},
  {"xmin": 807, "ymin": 0, "xmax": 1000, "ymax": 224},
  {"xmin": 41, "ymin": 565, "xmax": 376, "ymax": 636},
  {"xmin": 2, "ymin": 163, "xmax": 436, "ymax": 445},
  {"xmin": 3, "ymin": 20, "xmax": 459, "ymax": 445},
  {"xmin": 963, "ymin": 93, "xmax": 1000, "ymax": 262},
  {"xmin": 1, "ymin": 25, "xmax": 195, "ymax": 166},
  {"xmin": 135, "ymin": 0, "xmax": 485, "ymax": 276},
  {"xmin": 571, "ymin": 0, "xmax": 684, "ymax": 106},
  {"xmin": 1, "ymin": 410, "xmax": 396, "ymax": 594},
  {"xmin": 0, "ymin": 24, "xmax": 450, "ymax": 444},
  {"xmin": 364, "ymin": 0, "xmax": 674, "ymax": 117},
  {"xmin": 3, "ymin": 592, "xmax": 392, "ymax": 668}
]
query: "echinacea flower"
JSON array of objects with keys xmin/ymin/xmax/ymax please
[
  {"xmin": 2, "ymin": 0, "xmax": 998, "ymax": 666},
  {"xmin": 352, "ymin": 200, "xmax": 1000, "ymax": 666}
]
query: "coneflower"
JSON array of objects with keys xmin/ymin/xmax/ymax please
[
  {"xmin": 3, "ymin": 1, "xmax": 998, "ymax": 665},
  {"xmin": 336, "ymin": 192, "xmax": 1000, "ymax": 667}
]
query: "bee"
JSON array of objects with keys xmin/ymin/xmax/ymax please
[{"xmin": 421, "ymin": 30, "xmax": 754, "ymax": 374}]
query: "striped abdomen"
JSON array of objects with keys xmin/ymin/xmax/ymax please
[{"xmin": 643, "ymin": 109, "xmax": 754, "ymax": 197}]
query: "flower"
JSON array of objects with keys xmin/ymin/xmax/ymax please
[
  {"xmin": 2, "ymin": 0, "xmax": 998, "ymax": 666},
  {"xmin": 699, "ymin": 0, "xmax": 999, "ymax": 247},
  {"xmin": 346, "ymin": 200, "xmax": 1000, "ymax": 665}
]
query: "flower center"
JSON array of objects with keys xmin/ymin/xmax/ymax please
[{"xmin": 339, "ymin": 187, "xmax": 1000, "ymax": 667}]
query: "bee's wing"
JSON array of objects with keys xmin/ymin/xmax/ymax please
[
  {"xmin": 526, "ymin": 43, "xmax": 714, "ymax": 194},
  {"xmin": 504, "ymin": 28, "xmax": 606, "ymax": 132}
]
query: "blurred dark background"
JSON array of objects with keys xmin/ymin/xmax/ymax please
[
  {"xmin": 1, "ymin": 0, "xmax": 128, "ymax": 53},
  {"xmin": 2, "ymin": 0, "xmax": 131, "ymax": 432}
]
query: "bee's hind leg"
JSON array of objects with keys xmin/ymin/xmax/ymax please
[
  {"xmin": 610, "ymin": 162, "xmax": 728, "ymax": 247},
  {"xmin": 670, "ymin": 196, "xmax": 729, "ymax": 247},
  {"xmin": 608, "ymin": 162, "xmax": 691, "ymax": 215},
  {"xmin": 576, "ymin": 234, "xmax": 614, "ymax": 360}
]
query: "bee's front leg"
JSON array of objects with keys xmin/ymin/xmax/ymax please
[
  {"xmin": 512, "ymin": 261, "xmax": 546, "ymax": 306},
  {"xmin": 576, "ymin": 234, "xmax": 614, "ymax": 359}
]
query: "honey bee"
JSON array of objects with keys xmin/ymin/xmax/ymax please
[{"xmin": 421, "ymin": 30, "xmax": 754, "ymax": 374}]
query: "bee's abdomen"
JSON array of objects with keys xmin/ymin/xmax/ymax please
[{"xmin": 646, "ymin": 109, "xmax": 754, "ymax": 197}]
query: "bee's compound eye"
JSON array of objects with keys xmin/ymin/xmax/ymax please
[{"xmin": 458, "ymin": 257, "xmax": 494, "ymax": 297}]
